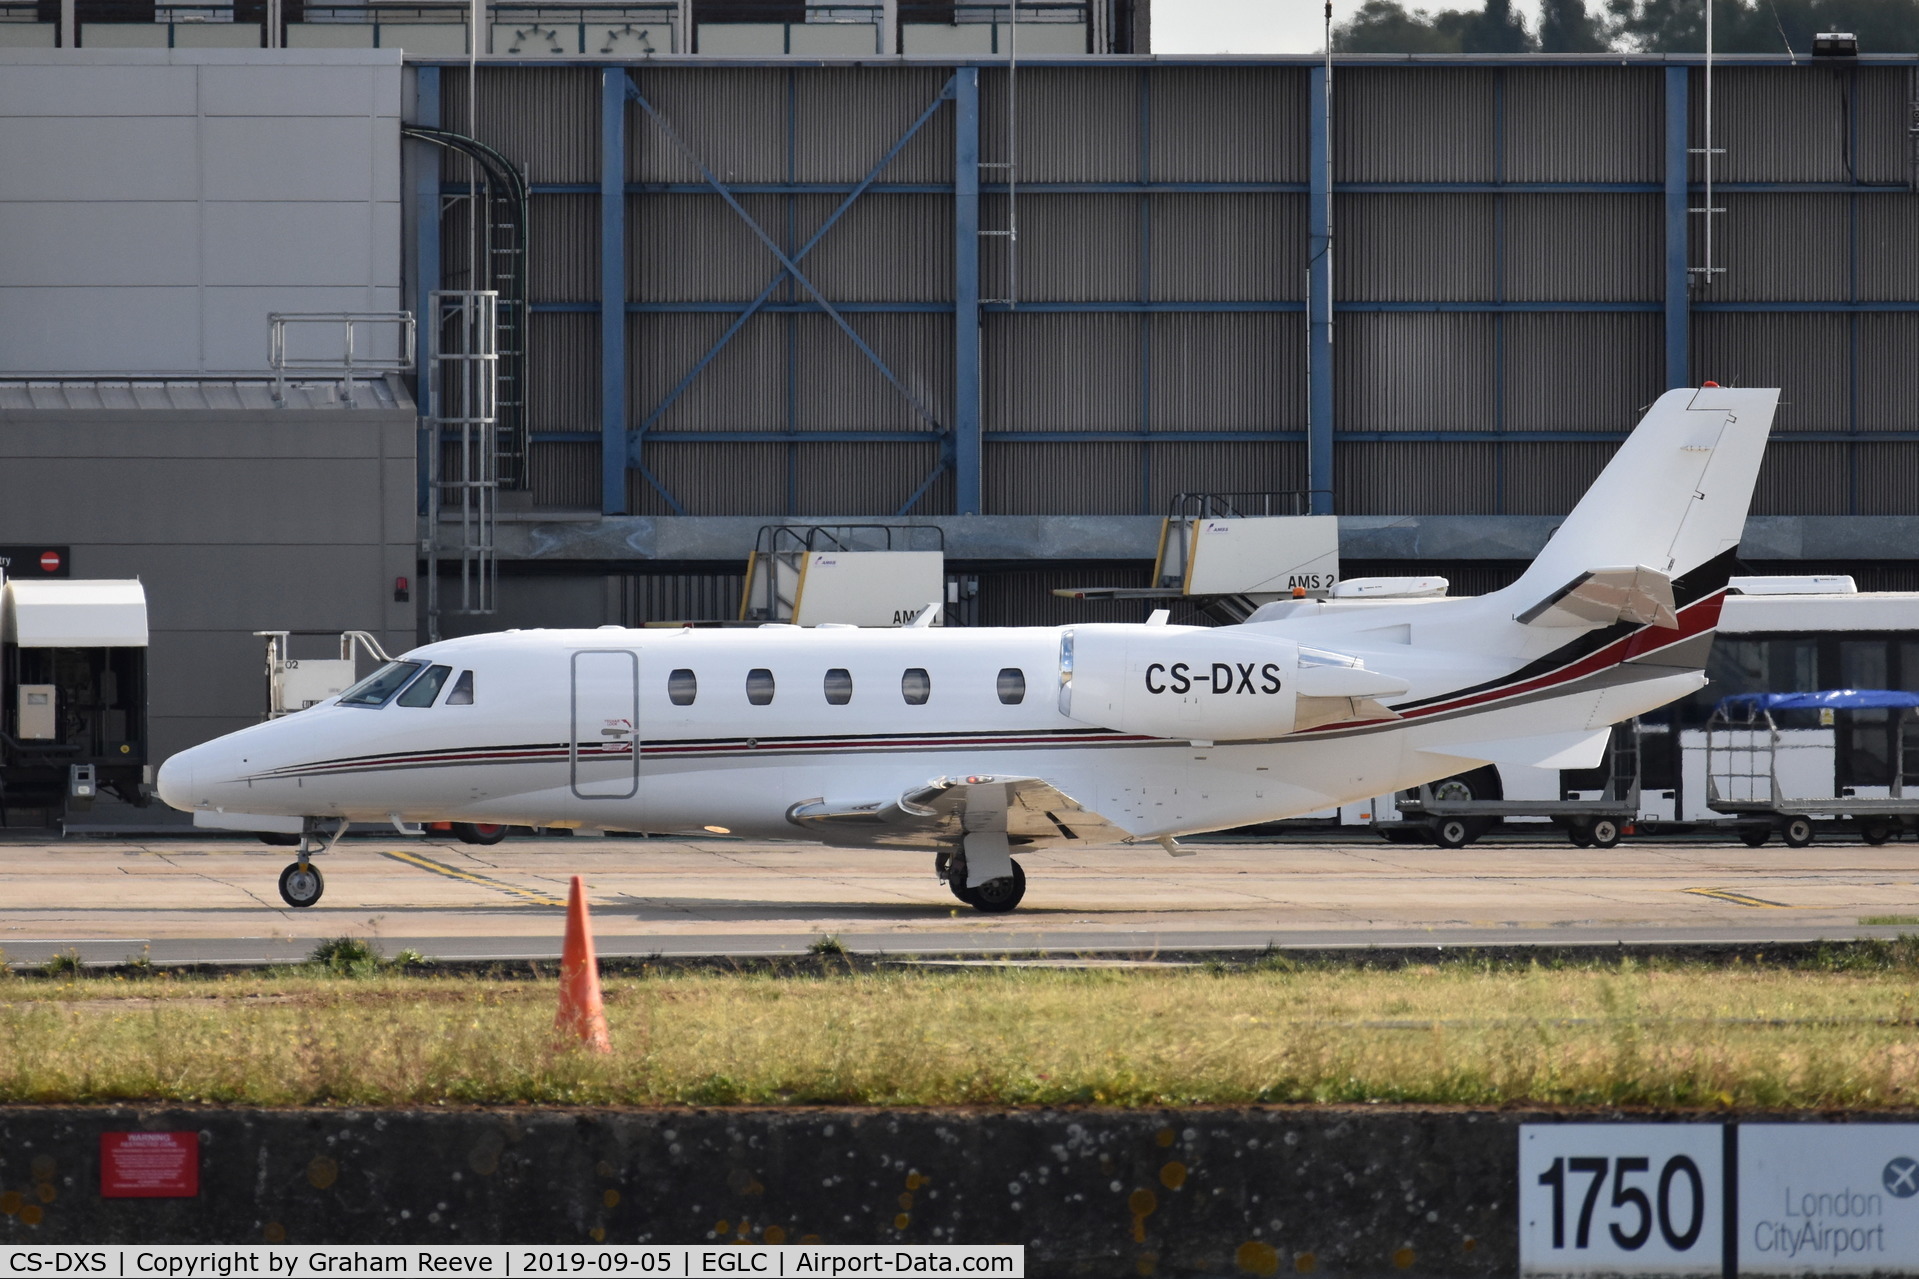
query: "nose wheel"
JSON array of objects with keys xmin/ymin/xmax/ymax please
[{"xmin": 278, "ymin": 861, "xmax": 325, "ymax": 908}]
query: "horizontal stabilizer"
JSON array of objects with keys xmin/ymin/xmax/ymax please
[
  {"xmin": 1516, "ymin": 564, "xmax": 1677, "ymax": 630},
  {"xmin": 1419, "ymin": 727, "xmax": 1612, "ymax": 771}
]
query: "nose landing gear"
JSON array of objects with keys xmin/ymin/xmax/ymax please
[
  {"xmin": 277, "ymin": 818, "xmax": 348, "ymax": 908},
  {"xmin": 278, "ymin": 861, "xmax": 324, "ymax": 908}
]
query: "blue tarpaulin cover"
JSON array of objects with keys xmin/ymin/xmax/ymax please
[{"xmin": 1716, "ymin": 689, "xmax": 1919, "ymax": 713}]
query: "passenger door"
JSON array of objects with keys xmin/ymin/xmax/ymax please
[{"xmin": 570, "ymin": 650, "xmax": 639, "ymax": 799}]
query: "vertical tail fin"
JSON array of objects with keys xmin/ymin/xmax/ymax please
[{"xmin": 1503, "ymin": 386, "xmax": 1778, "ymax": 617}]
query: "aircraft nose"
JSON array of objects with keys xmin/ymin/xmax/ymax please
[{"xmin": 154, "ymin": 751, "xmax": 198, "ymax": 812}]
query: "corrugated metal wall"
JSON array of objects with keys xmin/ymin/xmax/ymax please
[{"xmin": 444, "ymin": 59, "xmax": 1919, "ymax": 527}]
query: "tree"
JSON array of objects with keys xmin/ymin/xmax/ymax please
[
  {"xmin": 1607, "ymin": 0, "xmax": 1919, "ymax": 54},
  {"xmin": 1459, "ymin": 0, "xmax": 1535, "ymax": 50},
  {"xmin": 1538, "ymin": 0, "xmax": 1614, "ymax": 50},
  {"xmin": 1333, "ymin": 0, "xmax": 1464, "ymax": 53}
]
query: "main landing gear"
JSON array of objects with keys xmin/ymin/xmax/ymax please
[
  {"xmin": 277, "ymin": 818, "xmax": 348, "ymax": 908},
  {"xmin": 936, "ymin": 849, "xmax": 1028, "ymax": 913}
]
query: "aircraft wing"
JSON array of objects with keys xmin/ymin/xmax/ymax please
[{"xmin": 787, "ymin": 774, "xmax": 1133, "ymax": 849}]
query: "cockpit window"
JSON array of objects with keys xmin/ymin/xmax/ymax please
[
  {"xmin": 398, "ymin": 664, "xmax": 453, "ymax": 707},
  {"xmin": 445, "ymin": 670, "xmax": 475, "ymax": 705},
  {"xmin": 337, "ymin": 660, "xmax": 424, "ymax": 708}
]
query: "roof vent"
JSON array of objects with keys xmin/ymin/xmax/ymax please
[{"xmin": 1813, "ymin": 32, "xmax": 1858, "ymax": 57}]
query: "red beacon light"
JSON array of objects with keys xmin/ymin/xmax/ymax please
[{"xmin": 1702, "ymin": 380, "xmax": 1721, "ymax": 387}]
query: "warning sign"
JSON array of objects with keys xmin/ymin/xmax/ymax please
[{"xmin": 100, "ymin": 1132, "xmax": 199, "ymax": 1198}]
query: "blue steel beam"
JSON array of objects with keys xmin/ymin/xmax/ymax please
[
  {"xmin": 536, "ymin": 299, "xmax": 1919, "ymax": 316},
  {"xmin": 952, "ymin": 66, "xmax": 982, "ymax": 516},
  {"xmin": 629, "ymin": 76, "xmax": 956, "ymax": 446},
  {"xmin": 411, "ymin": 65, "xmax": 440, "ymax": 518},
  {"xmin": 1306, "ymin": 64, "xmax": 1334, "ymax": 516},
  {"xmin": 599, "ymin": 68, "xmax": 649, "ymax": 515},
  {"xmin": 532, "ymin": 428, "xmax": 1919, "ymax": 444},
  {"xmin": 1664, "ymin": 66, "xmax": 1689, "ymax": 390},
  {"xmin": 510, "ymin": 179, "xmax": 1917, "ymax": 197}
]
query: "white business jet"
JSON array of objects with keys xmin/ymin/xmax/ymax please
[{"xmin": 158, "ymin": 386, "xmax": 1777, "ymax": 911}]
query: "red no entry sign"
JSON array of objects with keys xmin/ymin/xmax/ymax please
[{"xmin": 38, "ymin": 550, "xmax": 60, "ymax": 573}]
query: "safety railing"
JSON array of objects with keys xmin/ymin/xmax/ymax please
[{"xmin": 268, "ymin": 311, "xmax": 416, "ymax": 409}]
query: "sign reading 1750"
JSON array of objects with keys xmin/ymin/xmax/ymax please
[{"xmin": 1520, "ymin": 1126, "xmax": 1724, "ymax": 1277}]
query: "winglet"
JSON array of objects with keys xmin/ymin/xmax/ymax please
[{"xmin": 904, "ymin": 602, "xmax": 941, "ymax": 628}]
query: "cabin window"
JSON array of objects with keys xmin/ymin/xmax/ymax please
[
  {"xmin": 997, "ymin": 668, "xmax": 1026, "ymax": 705},
  {"xmin": 746, "ymin": 668, "xmax": 776, "ymax": 706},
  {"xmin": 901, "ymin": 667, "xmax": 931, "ymax": 705},
  {"xmin": 445, "ymin": 670, "xmax": 475, "ymax": 705},
  {"xmin": 398, "ymin": 664, "xmax": 453, "ymax": 707},
  {"xmin": 824, "ymin": 668, "xmax": 853, "ymax": 705},
  {"xmin": 668, "ymin": 668, "xmax": 697, "ymax": 706},
  {"xmin": 338, "ymin": 660, "xmax": 423, "ymax": 708}
]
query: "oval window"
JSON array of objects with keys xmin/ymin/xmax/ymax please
[
  {"xmin": 824, "ymin": 668, "xmax": 853, "ymax": 705},
  {"xmin": 746, "ymin": 668, "xmax": 776, "ymax": 706},
  {"xmin": 901, "ymin": 667, "xmax": 931, "ymax": 705},
  {"xmin": 668, "ymin": 668, "xmax": 697, "ymax": 706},
  {"xmin": 997, "ymin": 667, "xmax": 1026, "ymax": 705}
]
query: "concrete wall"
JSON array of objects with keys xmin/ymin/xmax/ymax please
[
  {"xmin": 0, "ymin": 48, "xmax": 403, "ymax": 377},
  {"xmin": 0, "ymin": 405, "xmax": 417, "ymax": 763},
  {"xmin": 0, "ymin": 1105, "xmax": 1522, "ymax": 1275}
]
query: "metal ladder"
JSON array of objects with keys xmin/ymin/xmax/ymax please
[{"xmin": 486, "ymin": 177, "xmax": 529, "ymax": 490}]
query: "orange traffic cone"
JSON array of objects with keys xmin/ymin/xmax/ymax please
[{"xmin": 556, "ymin": 875, "xmax": 611, "ymax": 1053}]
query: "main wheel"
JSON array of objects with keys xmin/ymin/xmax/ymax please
[
  {"xmin": 278, "ymin": 861, "xmax": 324, "ymax": 908},
  {"xmin": 452, "ymin": 822, "xmax": 507, "ymax": 846},
  {"xmin": 944, "ymin": 853, "xmax": 976, "ymax": 905},
  {"xmin": 1588, "ymin": 818, "xmax": 1623, "ymax": 850},
  {"xmin": 1431, "ymin": 817, "xmax": 1476, "ymax": 849},
  {"xmin": 1859, "ymin": 818, "xmax": 1893, "ymax": 846},
  {"xmin": 1781, "ymin": 816, "xmax": 1815, "ymax": 848},
  {"xmin": 1739, "ymin": 826, "xmax": 1771, "ymax": 848},
  {"xmin": 967, "ymin": 860, "xmax": 1027, "ymax": 914}
]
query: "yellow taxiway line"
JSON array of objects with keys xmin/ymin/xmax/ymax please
[
  {"xmin": 1684, "ymin": 887, "xmax": 1792, "ymax": 909},
  {"xmin": 378, "ymin": 849, "xmax": 566, "ymax": 907}
]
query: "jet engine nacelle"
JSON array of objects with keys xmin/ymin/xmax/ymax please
[
  {"xmin": 1058, "ymin": 625, "xmax": 1410, "ymax": 742},
  {"xmin": 1058, "ymin": 625, "xmax": 1304, "ymax": 741}
]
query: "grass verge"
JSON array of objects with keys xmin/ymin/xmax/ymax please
[{"xmin": 3, "ymin": 943, "xmax": 1918, "ymax": 1109}]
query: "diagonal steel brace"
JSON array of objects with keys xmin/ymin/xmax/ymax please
[{"xmin": 625, "ymin": 74, "xmax": 948, "ymax": 447}]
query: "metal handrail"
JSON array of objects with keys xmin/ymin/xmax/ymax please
[
  {"xmin": 269, "ymin": 312, "xmax": 416, "ymax": 408},
  {"xmin": 1164, "ymin": 491, "xmax": 1322, "ymax": 520}
]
